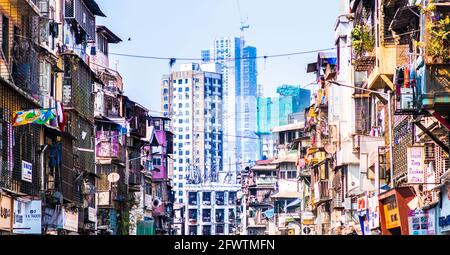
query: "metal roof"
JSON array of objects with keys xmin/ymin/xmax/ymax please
[
  {"xmin": 251, "ymin": 165, "xmax": 278, "ymax": 171},
  {"xmin": 83, "ymin": 0, "xmax": 106, "ymax": 17},
  {"xmin": 271, "ymin": 122, "xmax": 304, "ymax": 133},
  {"xmin": 97, "ymin": 25, "xmax": 122, "ymax": 43}
]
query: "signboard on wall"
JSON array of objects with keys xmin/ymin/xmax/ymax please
[
  {"xmin": 0, "ymin": 194, "xmax": 13, "ymax": 231},
  {"xmin": 88, "ymin": 207, "xmax": 96, "ymax": 223},
  {"xmin": 384, "ymin": 199, "xmax": 401, "ymax": 230},
  {"xmin": 97, "ymin": 191, "xmax": 110, "ymax": 206},
  {"xmin": 13, "ymin": 200, "xmax": 42, "ymax": 234},
  {"xmin": 408, "ymin": 209, "xmax": 436, "ymax": 235},
  {"xmin": 63, "ymin": 209, "xmax": 79, "ymax": 232},
  {"xmin": 357, "ymin": 196, "xmax": 368, "ymax": 212},
  {"xmin": 21, "ymin": 160, "xmax": 33, "ymax": 183},
  {"xmin": 368, "ymin": 196, "xmax": 380, "ymax": 230},
  {"xmin": 407, "ymin": 146, "xmax": 425, "ymax": 184}
]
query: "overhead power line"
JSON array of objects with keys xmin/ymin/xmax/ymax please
[{"xmin": 108, "ymin": 47, "xmax": 338, "ymax": 62}]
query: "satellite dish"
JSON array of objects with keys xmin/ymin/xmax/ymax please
[
  {"xmin": 153, "ymin": 198, "xmax": 161, "ymax": 208},
  {"xmin": 107, "ymin": 173, "xmax": 120, "ymax": 183}
]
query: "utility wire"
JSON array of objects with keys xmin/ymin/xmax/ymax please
[{"xmin": 108, "ymin": 47, "xmax": 338, "ymax": 62}]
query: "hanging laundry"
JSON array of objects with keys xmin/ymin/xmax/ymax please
[
  {"xmin": 404, "ymin": 65, "xmax": 410, "ymax": 88},
  {"xmin": 409, "ymin": 64, "xmax": 416, "ymax": 87},
  {"xmin": 12, "ymin": 108, "xmax": 56, "ymax": 127}
]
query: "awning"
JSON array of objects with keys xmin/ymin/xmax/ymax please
[
  {"xmin": 271, "ymin": 122, "xmax": 305, "ymax": 133},
  {"xmin": 271, "ymin": 153, "xmax": 298, "ymax": 164},
  {"xmin": 271, "ymin": 191, "xmax": 301, "ymax": 199},
  {"xmin": 251, "ymin": 165, "xmax": 278, "ymax": 171},
  {"xmin": 286, "ymin": 198, "xmax": 302, "ymax": 208},
  {"xmin": 82, "ymin": 0, "xmax": 106, "ymax": 17},
  {"xmin": 97, "ymin": 26, "xmax": 122, "ymax": 43}
]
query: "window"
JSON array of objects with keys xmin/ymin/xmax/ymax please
[
  {"xmin": 178, "ymin": 183, "xmax": 183, "ymax": 188},
  {"xmin": 202, "ymin": 209, "xmax": 211, "ymax": 222},
  {"xmin": 163, "ymin": 88, "xmax": 168, "ymax": 94},
  {"xmin": 178, "ymin": 143, "xmax": 183, "ymax": 148},
  {"xmin": 185, "ymin": 135, "xmax": 190, "ymax": 139},
  {"xmin": 215, "ymin": 209, "xmax": 224, "ymax": 223},
  {"xmin": 178, "ymin": 103, "xmax": 183, "ymax": 108},
  {"xmin": 164, "ymin": 104, "xmax": 168, "ymax": 110},
  {"xmin": 152, "ymin": 157, "xmax": 161, "ymax": 166},
  {"xmin": 2, "ymin": 15, "xmax": 9, "ymax": 60},
  {"xmin": 185, "ymin": 87, "xmax": 190, "ymax": 92},
  {"xmin": 179, "ymin": 159, "xmax": 183, "ymax": 163},
  {"xmin": 185, "ymin": 150, "xmax": 190, "ymax": 155},
  {"xmin": 178, "ymin": 191, "xmax": 183, "ymax": 196},
  {"xmin": 178, "ymin": 79, "xmax": 182, "ymax": 84},
  {"xmin": 185, "ymin": 103, "xmax": 190, "ymax": 108},
  {"xmin": 178, "ymin": 88, "xmax": 183, "ymax": 92},
  {"xmin": 179, "ymin": 167, "xmax": 183, "ymax": 171},
  {"xmin": 179, "ymin": 199, "xmax": 184, "ymax": 203},
  {"xmin": 216, "ymin": 192, "xmax": 225, "ymax": 205},
  {"xmin": 178, "ymin": 135, "xmax": 183, "ymax": 140},
  {"xmin": 185, "ymin": 79, "xmax": 188, "ymax": 84},
  {"xmin": 186, "ymin": 158, "xmax": 190, "ymax": 164},
  {"xmin": 202, "ymin": 192, "xmax": 211, "ymax": 205},
  {"xmin": 188, "ymin": 192, "xmax": 197, "ymax": 205}
]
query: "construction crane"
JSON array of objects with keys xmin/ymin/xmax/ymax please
[{"xmin": 236, "ymin": 0, "xmax": 250, "ymax": 32}]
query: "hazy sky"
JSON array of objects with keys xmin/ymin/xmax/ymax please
[{"xmin": 96, "ymin": 0, "xmax": 340, "ymax": 112}]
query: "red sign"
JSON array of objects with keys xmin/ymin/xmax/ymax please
[{"xmin": 357, "ymin": 196, "xmax": 368, "ymax": 212}]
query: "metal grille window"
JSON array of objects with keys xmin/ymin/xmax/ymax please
[
  {"xmin": 0, "ymin": 81, "xmax": 40, "ymax": 196},
  {"xmin": 393, "ymin": 116, "xmax": 413, "ymax": 181}
]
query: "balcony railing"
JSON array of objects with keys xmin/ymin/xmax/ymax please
[
  {"xmin": 314, "ymin": 180, "xmax": 330, "ymax": 203},
  {"xmin": 255, "ymin": 176, "xmax": 277, "ymax": 186},
  {"xmin": 367, "ymin": 44, "xmax": 409, "ymax": 90}
]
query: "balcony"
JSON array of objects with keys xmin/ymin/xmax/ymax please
[
  {"xmin": 64, "ymin": 0, "xmax": 106, "ymax": 39},
  {"xmin": 367, "ymin": 44, "xmax": 409, "ymax": 90},
  {"xmin": 314, "ymin": 180, "xmax": 330, "ymax": 204},
  {"xmin": 255, "ymin": 176, "xmax": 277, "ymax": 186}
]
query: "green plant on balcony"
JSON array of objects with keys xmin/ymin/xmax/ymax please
[
  {"xmin": 419, "ymin": 0, "xmax": 450, "ymax": 63},
  {"xmin": 426, "ymin": 16, "xmax": 450, "ymax": 63},
  {"xmin": 351, "ymin": 25, "xmax": 375, "ymax": 57}
]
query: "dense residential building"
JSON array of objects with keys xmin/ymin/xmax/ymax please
[
  {"xmin": 0, "ymin": 0, "xmax": 174, "ymax": 236},
  {"xmin": 149, "ymin": 115, "xmax": 175, "ymax": 235},
  {"xmin": 185, "ymin": 184, "xmax": 240, "ymax": 235},
  {"xmin": 256, "ymin": 85, "xmax": 311, "ymax": 160},
  {"xmin": 161, "ymin": 63, "xmax": 224, "ymax": 203}
]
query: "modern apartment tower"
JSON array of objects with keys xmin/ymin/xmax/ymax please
[
  {"xmin": 203, "ymin": 37, "xmax": 258, "ymax": 183},
  {"xmin": 256, "ymin": 85, "xmax": 311, "ymax": 159},
  {"xmin": 161, "ymin": 63, "xmax": 223, "ymax": 203}
]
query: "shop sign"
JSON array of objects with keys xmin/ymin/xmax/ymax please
[
  {"xmin": 357, "ymin": 196, "xmax": 368, "ymax": 212},
  {"xmin": 97, "ymin": 191, "xmax": 110, "ymax": 206},
  {"xmin": 439, "ymin": 186, "xmax": 450, "ymax": 232},
  {"xmin": 88, "ymin": 207, "xmax": 96, "ymax": 223},
  {"xmin": 384, "ymin": 199, "xmax": 401, "ymax": 229},
  {"xmin": 439, "ymin": 215, "xmax": 450, "ymax": 232},
  {"xmin": 63, "ymin": 209, "xmax": 78, "ymax": 232},
  {"xmin": 407, "ymin": 146, "xmax": 425, "ymax": 184},
  {"xmin": 13, "ymin": 200, "xmax": 42, "ymax": 234},
  {"xmin": 21, "ymin": 160, "xmax": 33, "ymax": 183},
  {"xmin": 408, "ymin": 209, "xmax": 436, "ymax": 235},
  {"xmin": 0, "ymin": 194, "xmax": 13, "ymax": 231},
  {"xmin": 368, "ymin": 196, "xmax": 380, "ymax": 230}
]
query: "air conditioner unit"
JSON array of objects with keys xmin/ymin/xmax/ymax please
[{"xmin": 38, "ymin": 0, "xmax": 50, "ymax": 15}]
